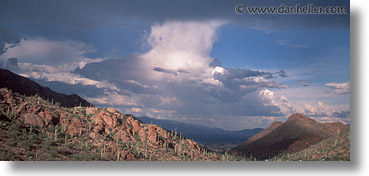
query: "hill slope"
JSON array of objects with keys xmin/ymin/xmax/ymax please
[
  {"xmin": 244, "ymin": 121, "xmax": 283, "ymax": 144},
  {"xmin": 0, "ymin": 69, "xmax": 92, "ymax": 108},
  {"xmin": 273, "ymin": 127, "xmax": 350, "ymax": 161},
  {"xmin": 0, "ymin": 88, "xmax": 246, "ymax": 161},
  {"xmin": 231, "ymin": 113, "xmax": 349, "ymax": 160},
  {"xmin": 138, "ymin": 116, "xmax": 263, "ymax": 147}
]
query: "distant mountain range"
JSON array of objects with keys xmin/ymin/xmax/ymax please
[
  {"xmin": 231, "ymin": 113, "xmax": 349, "ymax": 160},
  {"xmin": 0, "ymin": 69, "xmax": 92, "ymax": 108},
  {"xmin": 137, "ymin": 116, "xmax": 263, "ymax": 147}
]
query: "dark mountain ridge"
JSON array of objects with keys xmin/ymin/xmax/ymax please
[{"xmin": 0, "ymin": 69, "xmax": 92, "ymax": 108}]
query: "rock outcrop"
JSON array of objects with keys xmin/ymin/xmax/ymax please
[{"xmin": 0, "ymin": 87, "xmax": 213, "ymax": 161}]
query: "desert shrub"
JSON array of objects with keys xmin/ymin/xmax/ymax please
[
  {"xmin": 64, "ymin": 142, "xmax": 76, "ymax": 149},
  {"xmin": 5, "ymin": 140, "xmax": 17, "ymax": 146},
  {"xmin": 42, "ymin": 139, "xmax": 56, "ymax": 150},
  {"xmin": 8, "ymin": 123, "xmax": 21, "ymax": 139},
  {"xmin": 20, "ymin": 140, "xmax": 31, "ymax": 151},
  {"xmin": 0, "ymin": 152, "xmax": 9, "ymax": 160}
]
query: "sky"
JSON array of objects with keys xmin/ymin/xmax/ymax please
[{"xmin": 0, "ymin": 0, "xmax": 350, "ymax": 130}]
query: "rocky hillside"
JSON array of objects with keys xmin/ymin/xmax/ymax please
[
  {"xmin": 0, "ymin": 88, "xmax": 244, "ymax": 161},
  {"xmin": 231, "ymin": 113, "xmax": 349, "ymax": 160},
  {"xmin": 0, "ymin": 69, "xmax": 92, "ymax": 108}
]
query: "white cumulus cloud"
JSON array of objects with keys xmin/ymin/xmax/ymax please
[
  {"xmin": 325, "ymin": 82, "xmax": 350, "ymax": 94},
  {"xmin": 140, "ymin": 20, "xmax": 225, "ymax": 81},
  {"xmin": 259, "ymin": 89, "xmax": 278, "ymax": 106}
]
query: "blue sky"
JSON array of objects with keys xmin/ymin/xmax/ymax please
[
  {"xmin": 212, "ymin": 24, "xmax": 350, "ymax": 70},
  {"xmin": 0, "ymin": 0, "xmax": 350, "ymax": 130}
]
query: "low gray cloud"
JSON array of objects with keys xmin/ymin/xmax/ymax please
[
  {"xmin": 153, "ymin": 67, "xmax": 189, "ymax": 75},
  {"xmin": 0, "ymin": 38, "xmax": 96, "ymax": 66},
  {"xmin": 215, "ymin": 68, "xmax": 287, "ymax": 81},
  {"xmin": 276, "ymin": 70, "xmax": 288, "ymax": 78},
  {"xmin": 75, "ymin": 57, "xmax": 287, "ymax": 117},
  {"xmin": 0, "ymin": 24, "xmax": 22, "ymax": 55},
  {"xmin": 33, "ymin": 79, "xmax": 106, "ymax": 98},
  {"xmin": 333, "ymin": 111, "xmax": 350, "ymax": 118},
  {"xmin": 296, "ymin": 80, "xmax": 311, "ymax": 87}
]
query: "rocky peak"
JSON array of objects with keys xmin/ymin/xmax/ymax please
[
  {"xmin": 286, "ymin": 113, "xmax": 318, "ymax": 124},
  {"xmin": 270, "ymin": 121, "xmax": 283, "ymax": 127}
]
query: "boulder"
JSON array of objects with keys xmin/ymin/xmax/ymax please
[
  {"xmin": 38, "ymin": 110, "xmax": 58, "ymax": 126},
  {"xmin": 124, "ymin": 150, "xmax": 135, "ymax": 161},
  {"xmin": 22, "ymin": 113, "xmax": 45, "ymax": 127},
  {"xmin": 91, "ymin": 110, "xmax": 120, "ymax": 129},
  {"xmin": 147, "ymin": 126, "xmax": 158, "ymax": 144},
  {"xmin": 67, "ymin": 118, "xmax": 83, "ymax": 136},
  {"xmin": 85, "ymin": 107, "xmax": 98, "ymax": 116},
  {"xmin": 132, "ymin": 120, "xmax": 141, "ymax": 133}
]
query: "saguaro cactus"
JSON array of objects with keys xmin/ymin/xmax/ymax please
[
  {"xmin": 117, "ymin": 150, "xmax": 120, "ymax": 161},
  {"xmin": 54, "ymin": 128, "xmax": 58, "ymax": 142}
]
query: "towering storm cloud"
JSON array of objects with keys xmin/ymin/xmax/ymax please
[{"xmin": 0, "ymin": 0, "xmax": 350, "ymax": 129}]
